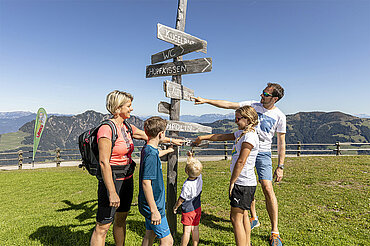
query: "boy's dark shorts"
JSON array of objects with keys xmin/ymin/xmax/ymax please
[
  {"xmin": 230, "ymin": 184, "xmax": 256, "ymax": 210},
  {"xmin": 96, "ymin": 177, "xmax": 133, "ymax": 224}
]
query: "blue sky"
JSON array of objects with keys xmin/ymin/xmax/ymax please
[{"xmin": 1, "ymin": 0, "xmax": 369, "ymax": 117}]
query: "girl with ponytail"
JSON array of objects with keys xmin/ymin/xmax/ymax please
[{"xmin": 193, "ymin": 105, "xmax": 259, "ymax": 246}]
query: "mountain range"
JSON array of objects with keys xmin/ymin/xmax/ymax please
[{"xmin": 0, "ymin": 110, "xmax": 369, "ymax": 153}]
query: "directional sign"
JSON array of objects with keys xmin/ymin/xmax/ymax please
[
  {"xmin": 166, "ymin": 120, "xmax": 212, "ymax": 133},
  {"xmin": 163, "ymin": 80, "xmax": 194, "ymax": 101},
  {"xmin": 151, "ymin": 42, "xmax": 204, "ymax": 64},
  {"xmin": 157, "ymin": 23, "xmax": 207, "ymax": 54},
  {"xmin": 158, "ymin": 101, "xmax": 171, "ymax": 114},
  {"xmin": 146, "ymin": 58, "xmax": 212, "ymax": 78}
]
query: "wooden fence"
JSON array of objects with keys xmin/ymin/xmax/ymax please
[{"xmin": 0, "ymin": 142, "xmax": 369, "ymax": 170}]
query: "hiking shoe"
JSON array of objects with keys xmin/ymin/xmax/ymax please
[
  {"xmin": 270, "ymin": 233, "xmax": 283, "ymax": 246},
  {"xmin": 250, "ymin": 217, "xmax": 260, "ymax": 230}
]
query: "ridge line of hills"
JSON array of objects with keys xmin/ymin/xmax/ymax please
[{"xmin": 0, "ymin": 110, "xmax": 369, "ymax": 152}]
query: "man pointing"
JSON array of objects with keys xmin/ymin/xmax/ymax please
[{"xmin": 192, "ymin": 83, "xmax": 286, "ymax": 246}]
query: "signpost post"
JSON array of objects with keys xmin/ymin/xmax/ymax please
[
  {"xmin": 165, "ymin": 0, "xmax": 187, "ymax": 236},
  {"xmin": 146, "ymin": 0, "xmax": 212, "ymax": 236}
]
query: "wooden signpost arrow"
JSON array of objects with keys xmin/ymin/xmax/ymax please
[
  {"xmin": 151, "ymin": 42, "xmax": 204, "ymax": 64},
  {"xmin": 157, "ymin": 23, "xmax": 207, "ymax": 53},
  {"xmin": 166, "ymin": 120, "xmax": 212, "ymax": 133},
  {"xmin": 146, "ymin": 58, "xmax": 212, "ymax": 78},
  {"xmin": 158, "ymin": 101, "xmax": 171, "ymax": 114},
  {"xmin": 163, "ymin": 80, "xmax": 194, "ymax": 101}
]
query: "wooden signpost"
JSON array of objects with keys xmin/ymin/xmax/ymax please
[
  {"xmin": 157, "ymin": 23, "xmax": 207, "ymax": 53},
  {"xmin": 146, "ymin": 58, "xmax": 212, "ymax": 78},
  {"xmin": 146, "ymin": 0, "xmax": 212, "ymax": 236},
  {"xmin": 163, "ymin": 80, "xmax": 194, "ymax": 101},
  {"xmin": 166, "ymin": 120, "xmax": 212, "ymax": 133},
  {"xmin": 151, "ymin": 42, "xmax": 204, "ymax": 64},
  {"xmin": 158, "ymin": 101, "xmax": 171, "ymax": 114}
]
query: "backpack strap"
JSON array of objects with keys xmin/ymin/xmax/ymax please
[
  {"xmin": 100, "ymin": 120, "xmax": 118, "ymax": 147},
  {"xmin": 123, "ymin": 119, "xmax": 133, "ymax": 137}
]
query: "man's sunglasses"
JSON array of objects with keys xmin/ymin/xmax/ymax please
[{"xmin": 262, "ymin": 91, "xmax": 274, "ymax": 97}]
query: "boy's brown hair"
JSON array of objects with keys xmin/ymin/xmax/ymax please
[{"xmin": 144, "ymin": 116, "xmax": 167, "ymax": 138}]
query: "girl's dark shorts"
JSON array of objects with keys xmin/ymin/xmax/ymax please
[
  {"xmin": 96, "ymin": 177, "xmax": 133, "ymax": 224},
  {"xmin": 230, "ymin": 184, "xmax": 256, "ymax": 210}
]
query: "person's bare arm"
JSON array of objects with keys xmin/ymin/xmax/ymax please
[
  {"xmin": 158, "ymin": 147, "xmax": 174, "ymax": 157},
  {"xmin": 273, "ymin": 132, "xmax": 286, "ymax": 182},
  {"xmin": 192, "ymin": 96, "xmax": 240, "ymax": 109},
  {"xmin": 142, "ymin": 179, "xmax": 161, "ymax": 225},
  {"xmin": 192, "ymin": 133, "xmax": 235, "ymax": 146},
  {"xmin": 98, "ymin": 138, "xmax": 120, "ymax": 208},
  {"xmin": 132, "ymin": 128, "xmax": 148, "ymax": 141},
  {"xmin": 173, "ymin": 197, "xmax": 185, "ymax": 214},
  {"xmin": 229, "ymin": 142, "xmax": 253, "ymax": 196}
]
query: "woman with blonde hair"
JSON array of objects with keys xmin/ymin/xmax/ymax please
[
  {"xmin": 90, "ymin": 90, "xmax": 183, "ymax": 246},
  {"xmin": 193, "ymin": 105, "xmax": 259, "ymax": 246}
]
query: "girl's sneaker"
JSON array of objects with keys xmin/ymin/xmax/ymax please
[
  {"xmin": 250, "ymin": 216, "xmax": 260, "ymax": 229},
  {"xmin": 270, "ymin": 233, "xmax": 283, "ymax": 246}
]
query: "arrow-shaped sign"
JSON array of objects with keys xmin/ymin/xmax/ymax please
[
  {"xmin": 163, "ymin": 80, "xmax": 194, "ymax": 101},
  {"xmin": 157, "ymin": 23, "xmax": 207, "ymax": 54},
  {"xmin": 151, "ymin": 42, "xmax": 204, "ymax": 64},
  {"xmin": 146, "ymin": 58, "xmax": 212, "ymax": 78},
  {"xmin": 166, "ymin": 120, "xmax": 212, "ymax": 133},
  {"xmin": 158, "ymin": 101, "xmax": 171, "ymax": 114}
]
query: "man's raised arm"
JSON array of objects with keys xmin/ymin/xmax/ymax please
[{"xmin": 191, "ymin": 96, "xmax": 240, "ymax": 109}]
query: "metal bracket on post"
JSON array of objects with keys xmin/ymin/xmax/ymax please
[
  {"xmin": 297, "ymin": 141, "xmax": 301, "ymax": 157},
  {"xmin": 56, "ymin": 148, "xmax": 61, "ymax": 167},
  {"xmin": 18, "ymin": 150, "xmax": 23, "ymax": 170}
]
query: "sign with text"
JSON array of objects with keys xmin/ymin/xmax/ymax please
[
  {"xmin": 158, "ymin": 101, "xmax": 171, "ymax": 114},
  {"xmin": 166, "ymin": 120, "xmax": 212, "ymax": 133},
  {"xmin": 163, "ymin": 80, "xmax": 194, "ymax": 101},
  {"xmin": 151, "ymin": 42, "xmax": 204, "ymax": 64},
  {"xmin": 146, "ymin": 58, "xmax": 212, "ymax": 78},
  {"xmin": 157, "ymin": 23, "xmax": 207, "ymax": 54}
]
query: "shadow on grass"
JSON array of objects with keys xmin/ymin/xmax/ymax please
[
  {"xmin": 57, "ymin": 199, "xmax": 97, "ymax": 222},
  {"xmin": 29, "ymin": 223, "xmax": 96, "ymax": 246},
  {"xmin": 199, "ymin": 239, "xmax": 233, "ymax": 245},
  {"xmin": 29, "ymin": 200, "xmax": 100, "ymax": 245},
  {"xmin": 201, "ymin": 212, "xmax": 233, "ymax": 232},
  {"xmin": 126, "ymin": 218, "xmax": 146, "ymax": 237}
]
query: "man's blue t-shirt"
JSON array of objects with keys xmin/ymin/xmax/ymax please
[{"xmin": 138, "ymin": 144, "xmax": 166, "ymax": 219}]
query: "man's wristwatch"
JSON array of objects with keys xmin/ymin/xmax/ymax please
[{"xmin": 277, "ymin": 164, "xmax": 284, "ymax": 169}]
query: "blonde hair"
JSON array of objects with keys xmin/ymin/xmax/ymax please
[
  {"xmin": 185, "ymin": 155, "xmax": 203, "ymax": 178},
  {"xmin": 106, "ymin": 90, "xmax": 133, "ymax": 115},
  {"xmin": 235, "ymin": 106, "xmax": 259, "ymax": 143},
  {"xmin": 144, "ymin": 116, "xmax": 167, "ymax": 138}
]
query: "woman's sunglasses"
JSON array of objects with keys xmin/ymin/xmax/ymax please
[{"xmin": 235, "ymin": 116, "xmax": 246, "ymax": 122}]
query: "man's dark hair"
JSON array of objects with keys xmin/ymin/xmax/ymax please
[{"xmin": 267, "ymin": 83, "xmax": 284, "ymax": 102}]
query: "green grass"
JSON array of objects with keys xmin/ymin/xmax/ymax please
[
  {"xmin": 0, "ymin": 131, "xmax": 31, "ymax": 151},
  {"xmin": 0, "ymin": 156, "xmax": 369, "ymax": 245}
]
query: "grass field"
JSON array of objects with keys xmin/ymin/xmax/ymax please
[{"xmin": 0, "ymin": 156, "xmax": 368, "ymax": 245}]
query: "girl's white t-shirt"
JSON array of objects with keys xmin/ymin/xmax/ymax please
[{"xmin": 230, "ymin": 130, "xmax": 259, "ymax": 186}]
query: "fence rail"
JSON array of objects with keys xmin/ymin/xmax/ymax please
[{"xmin": 0, "ymin": 141, "xmax": 369, "ymax": 169}]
